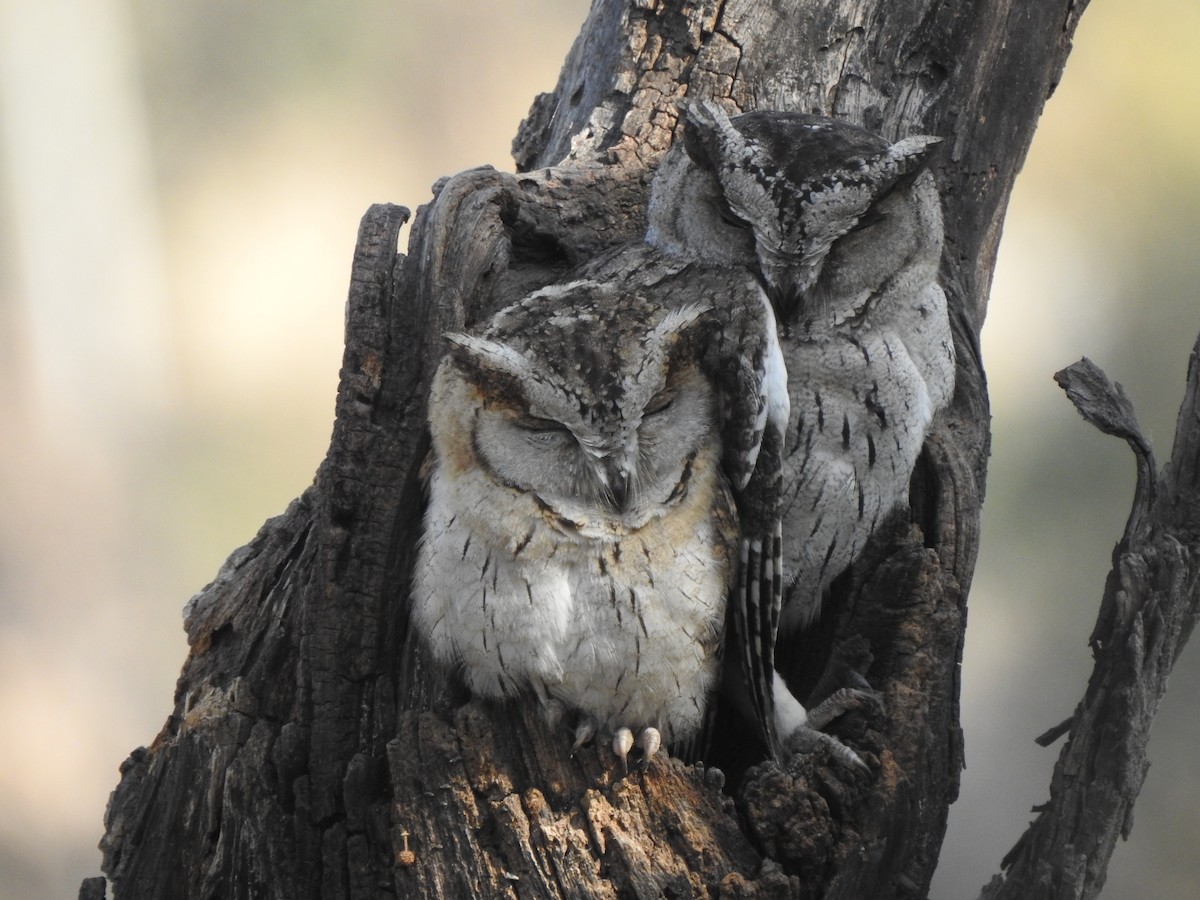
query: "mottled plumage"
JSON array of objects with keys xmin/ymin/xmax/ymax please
[
  {"xmin": 412, "ymin": 278, "xmax": 779, "ymax": 764},
  {"xmin": 572, "ymin": 245, "xmax": 791, "ymax": 758},
  {"xmin": 646, "ymin": 100, "xmax": 955, "ymax": 756},
  {"xmin": 412, "ymin": 101, "xmax": 953, "ymax": 771}
]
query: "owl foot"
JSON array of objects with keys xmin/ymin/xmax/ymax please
[
  {"xmin": 570, "ymin": 717, "xmax": 597, "ymax": 755},
  {"xmin": 539, "ymin": 699, "xmax": 597, "ymax": 756},
  {"xmin": 543, "ymin": 702, "xmax": 662, "ymax": 772},
  {"xmin": 787, "ymin": 725, "xmax": 871, "ymax": 774},
  {"xmin": 775, "ymin": 673, "xmax": 878, "ymax": 773},
  {"xmin": 639, "ymin": 726, "xmax": 662, "ymax": 762},
  {"xmin": 806, "ymin": 686, "xmax": 883, "ymax": 731},
  {"xmin": 613, "ymin": 727, "xmax": 634, "ymax": 770},
  {"xmin": 612, "ymin": 726, "xmax": 662, "ymax": 773},
  {"xmin": 542, "ymin": 698, "xmax": 567, "ymax": 732}
]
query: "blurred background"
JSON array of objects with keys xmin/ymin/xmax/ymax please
[{"xmin": 0, "ymin": 1, "xmax": 1195, "ymax": 897}]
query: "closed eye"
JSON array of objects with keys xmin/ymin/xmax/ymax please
[
  {"xmin": 514, "ymin": 414, "xmax": 567, "ymax": 432},
  {"xmin": 716, "ymin": 197, "xmax": 749, "ymax": 230},
  {"xmin": 512, "ymin": 414, "xmax": 574, "ymax": 446},
  {"xmin": 644, "ymin": 393, "xmax": 674, "ymax": 417},
  {"xmin": 849, "ymin": 208, "xmax": 887, "ymax": 234},
  {"xmin": 719, "ymin": 210, "xmax": 748, "ymax": 229}
]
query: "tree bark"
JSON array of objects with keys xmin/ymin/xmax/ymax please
[{"xmin": 94, "ymin": 1, "xmax": 1095, "ymax": 897}]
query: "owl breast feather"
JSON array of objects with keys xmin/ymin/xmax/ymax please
[{"xmin": 412, "ymin": 440, "xmax": 734, "ymax": 743}]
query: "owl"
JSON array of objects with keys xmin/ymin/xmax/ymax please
[
  {"xmin": 646, "ymin": 101, "xmax": 955, "ymax": 705},
  {"xmin": 411, "ymin": 273, "xmax": 785, "ymax": 768},
  {"xmin": 412, "ymin": 101, "xmax": 953, "ymax": 772}
]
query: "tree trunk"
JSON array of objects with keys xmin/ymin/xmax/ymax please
[{"xmin": 94, "ymin": 1, "xmax": 1094, "ymax": 897}]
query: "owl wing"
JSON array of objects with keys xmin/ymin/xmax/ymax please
[
  {"xmin": 730, "ymin": 426, "xmax": 785, "ymax": 761},
  {"xmin": 703, "ymin": 272, "xmax": 790, "ymax": 760}
]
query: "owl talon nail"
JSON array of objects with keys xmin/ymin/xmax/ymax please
[
  {"xmin": 542, "ymin": 698, "xmax": 566, "ymax": 731},
  {"xmin": 613, "ymin": 727, "xmax": 634, "ymax": 772},
  {"xmin": 637, "ymin": 727, "xmax": 661, "ymax": 769},
  {"xmin": 571, "ymin": 719, "xmax": 597, "ymax": 755}
]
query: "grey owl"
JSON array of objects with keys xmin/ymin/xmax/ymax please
[
  {"xmin": 412, "ymin": 100, "xmax": 953, "ymax": 771},
  {"xmin": 647, "ymin": 102, "xmax": 955, "ymax": 703},
  {"xmin": 412, "ymin": 273, "xmax": 786, "ymax": 767}
]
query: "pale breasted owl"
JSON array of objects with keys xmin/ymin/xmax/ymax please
[{"xmin": 411, "ymin": 274, "xmax": 785, "ymax": 766}]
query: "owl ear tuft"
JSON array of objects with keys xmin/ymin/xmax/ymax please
[
  {"xmin": 653, "ymin": 302, "xmax": 714, "ymax": 350},
  {"xmin": 444, "ymin": 333, "xmax": 527, "ymax": 377},
  {"xmin": 648, "ymin": 302, "xmax": 717, "ymax": 371},
  {"xmin": 887, "ymin": 134, "xmax": 942, "ymax": 172},
  {"xmin": 678, "ymin": 100, "xmax": 744, "ymax": 174},
  {"xmin": 442, "ymin": 333, "xmax": 538, "ymax": 404},
  {"xmin": 655, "ymin": 302, "xmax": 712, "ymax": 338},
  {"xmin": 861, "ymin": 134, "xmax": 942, "ymax": 200},
  {"xmin": 679, "ymin": 105, "xmax": 717, "ymax": 171}
]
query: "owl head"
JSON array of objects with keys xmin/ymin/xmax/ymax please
[
  {"xmin": 433, "ymin": 282, "xmax": 718, "ymax": 533},
  {"xmin": 647, "ymin": 100, "xmax": 942, "ymax": 322}
]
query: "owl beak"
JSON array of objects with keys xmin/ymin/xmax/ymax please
[
  {"xmin": 611, "ymin": 468, "xmax": 632, "ymax": 512},
  {"xmin": 602, "ymin": 458, "xmax": 633, "ymax": 512},
  {"xmin": 763, "ymin": 260, "xmax": 819, "ymax": 322}
]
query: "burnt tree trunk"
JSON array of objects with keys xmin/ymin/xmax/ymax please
[{"xmin": 94, "ymin": 1, "xmax": 1097, "ymax": 898}]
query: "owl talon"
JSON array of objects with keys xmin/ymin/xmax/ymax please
[
  {"xmin": 571, "ymin": 718, "xmax": 597, "ymax": 755},
  {"xmin": 776, "ymin": 675, "xmax": 875, "ymax": 774},
  {"xmin": 816, "ymin": 729, "xmax": 871, "ymax": 774},
  {"xmin": 786, "ymin": 724, "xmax": 871, "ymax": 774},
  {"xmin": 637, "ymin": 727, "xmax": 662, "ymax": 769},
  {"xmin": 613, "ymin": 727, "xmax": 635, "ymax": 772},
  {"xmin": 542, "ymin": 698, "xmax": 566, "ymax": 732},
  {"xmin": 806, "ymin": 687, "xmax": 883, "ymax": 731}
]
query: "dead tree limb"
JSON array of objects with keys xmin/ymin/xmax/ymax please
[
  {"xmin": 979, "ymin": 349, "xmax": 1200, "ymax": 900},
  {"xmin": 93, "ymin": 1, "xmax": 1097, "ymax": 897}
]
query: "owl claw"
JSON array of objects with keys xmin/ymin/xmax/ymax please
[
  {"xmin": 831, "ymin": 738, "xmax": 872, "ymax": 775},
  {"xmin": 613, "ymin": 727, "xmax": 635, "ymax": 772},
  {"xmin": 637, "ymin": 727, "xmax": 662, "ymax": 770},
  {"xmin": 776, "ymin": 674, "xmax": 878, "ymax": 773},
  {"xmin": 785, "ymin": 724, "xmax": 871, "ymax": 774},
  {"xmin": 612, "ymin": 726, "xmax": 661, "ymax": 773},
  {"xmin": 542, "ymin": 698, "xmax": 566, "ymax": 732},
  {"xmin": 806, "ymin": 687, "xmax": 883, "ymax": 731},
  {"xmin": 570, "ymin": 718, "xmax": 597, "ymax": 755}
]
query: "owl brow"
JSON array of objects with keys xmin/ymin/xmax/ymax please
[
  {"xmin": 616, "ymin": 306, "xmax": 698, "ymax": 393},
  {"xmin": 467, "ymin": 359, "xmax": 570, "ymax": 429},
  {"xmin": 466, "ymin": 367, "xmax": 529, "ymax": 411},
  {"xmin": 857, "ymin": 151, "xmax": 935, "ymax": 215},
  {"xmin": 809, "ymin": 136, "xmax": 937, "ymax": 202}
]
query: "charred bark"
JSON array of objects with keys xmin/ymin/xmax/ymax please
[{"xmin": 94, "ymin": 1, "xmax": 1100, "ymax": 897}]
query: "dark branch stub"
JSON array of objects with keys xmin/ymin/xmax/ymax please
[
  {"xmin": 1033, "ymin": 716, "xmax": 1073, "ymax": 749},
  {"xmin": 1055, "ymin": 357, "xmax": 1157, "ymax": 541}
]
